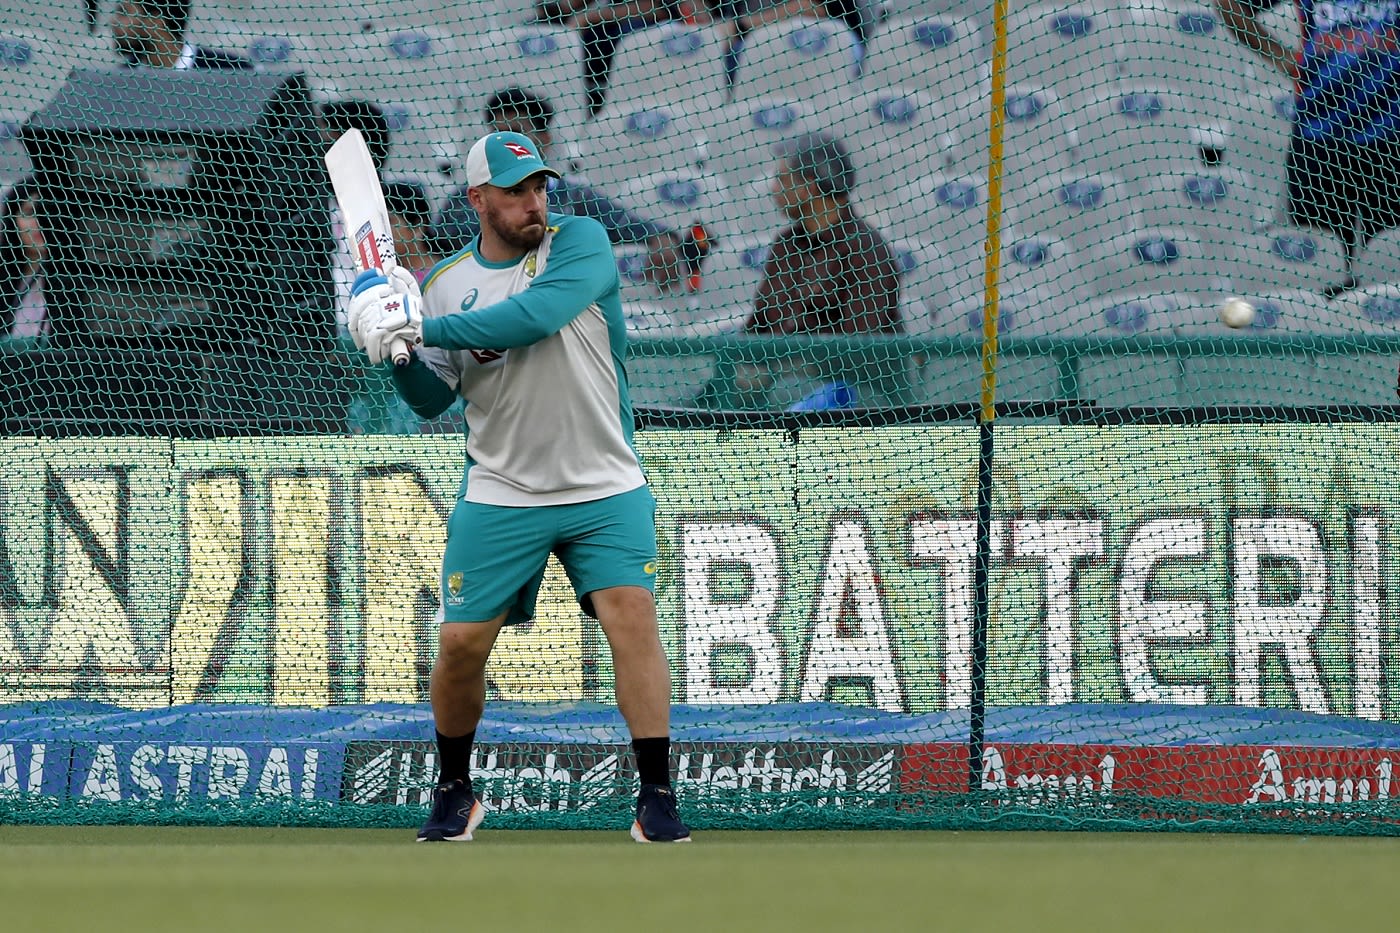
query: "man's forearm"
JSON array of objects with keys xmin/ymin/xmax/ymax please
[
  {"xmin": 391, "ymin": 354, "xmax": 458, "ymax": 419},
  {"xmin": 1217, "ymin": 0, "xmax": 1295, "ymax": 77},
  {"xmin": 591, "ymin": 0, "xmax": 672, "ymax": 23},
  {"xmin": 740, "ymin": 0, "xmax": 820, "ymax": 31}
]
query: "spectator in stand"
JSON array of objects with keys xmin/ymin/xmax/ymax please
[
  {"xmin": 429, "ymin": 87, "xmax": 708, "ymax": 293},
  {"xmin": 111, "ymin": 0, "xmax": 252, "ymax": 70},
  {"xmin": 537, "ymin": 0, "xmax": 681, "ymax": 116},
  {"xmin": 0, "ymin": 178, "xmax": 46, "ymax": 340},
  {"xmin": 1218, "ymin": 0, "xmax": 1399, "ymax": 295},
  {"xmin": 718, "ymin": 0, "xmax": 877, "ymax": 84},
  {"xmin": 708, "ymin": 132, "xmax": 905, "ymax": 410},
  {"xmin": 383, "ymin": 179, "xmax": 437, "ymax": 282}
]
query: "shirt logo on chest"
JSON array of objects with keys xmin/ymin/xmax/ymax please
[{"xmin": 460, "ymin": 288, "xmax": 478, "ymax": 312}]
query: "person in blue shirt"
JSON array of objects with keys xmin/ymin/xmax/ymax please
[
  {"xmin": 347, "ymin": 131, "xmax": 692, "ymax": 845},
  {"xmin": 429, "ymin": 87, "xmax": 707, "ymax": 292},
  {"xmin": 1219, "ymin": 0, "xmax": 1400, "ymax": 293}
]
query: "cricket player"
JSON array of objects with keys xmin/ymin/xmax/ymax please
[{"xmin": 347, "ymin": 131, "xmax": 690, "ymax": 844}]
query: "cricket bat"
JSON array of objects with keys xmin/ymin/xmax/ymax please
[{"xmin": 324, "ymin": 127, "xmax": 411, "ymax": 367}]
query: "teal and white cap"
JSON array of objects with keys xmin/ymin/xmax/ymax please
[{"xmin": 465, "ymin": 131, "xmax": 561, "ymax": 188}]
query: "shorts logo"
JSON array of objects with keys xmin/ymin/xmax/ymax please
[
  {"xmin": 447, "ymin": 572, "xmax": 463, "ymax": 597},
  {"xmin": 643, "ymin": 561, "xmax": 657, "ymax": 575}
]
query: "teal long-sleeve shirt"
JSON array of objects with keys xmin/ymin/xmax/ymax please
[
  {"xmin": 392, "ymin": 213, "xmax": 646, "ymax": 506},
  {"xmin": 418, "ymin": 214, "xmax": 620, "ymax": 352}
]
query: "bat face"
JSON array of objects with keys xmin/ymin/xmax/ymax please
[
  {"xmin": 327, "ymin": 128, "xmax": 398, "ymax": 275},
  {"xmin": 327, "ymin": 127, "xmax": 412, "ymax": 367}
]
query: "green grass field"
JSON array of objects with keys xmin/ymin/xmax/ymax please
[{"xmin": 0, "ymin": 826, "xmax": 1392, "ymax": 932}]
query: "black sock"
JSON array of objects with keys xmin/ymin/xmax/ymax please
[
  {"xmin": 436, "ymin": 729, "xmax": 475, "ymax": 791},
  {"xmin": 632, "ymin": 736, "xmax": 671, "ymax": 788}
]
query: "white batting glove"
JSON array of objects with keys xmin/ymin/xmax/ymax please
[
  {"xmin": 363, "ymin": 290, "xmax": 423, "ymax": 366},
  {"xmin": 348, "ymin": 269, "xmax": 391, "ymax": 352},
  {"xmin": 386, "ymin": 262, "xmax": 421, "ymax": 302},
  {"xmin": 348, "ymin": 263, "xmax": 422, "ymax": 351}
]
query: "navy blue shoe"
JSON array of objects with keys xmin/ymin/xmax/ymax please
[
  {"xmin": 416, "ymin": 780, "xmax": 486, "ymax": 842},
  {"xmin": 631, "ymin": 784, "xmax": 691, "ymax": 843}
]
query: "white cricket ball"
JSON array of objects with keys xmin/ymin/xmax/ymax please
[{"xmin": 1219, "ymin": 296, "xmax": 1256, "ymax": 328}]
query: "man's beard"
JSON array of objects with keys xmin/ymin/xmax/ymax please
[{"xmin": 482, "ymin": 203, "xmax": 546, "ymax": 252}]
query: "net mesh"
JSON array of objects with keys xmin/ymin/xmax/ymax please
[{"xmin": 3, "ymin": 0, "xmax": 1400, "ymax": 834}]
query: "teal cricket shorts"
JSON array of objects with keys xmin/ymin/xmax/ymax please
[{"xmin": 439, "ymin": 484, "xmax": 658, "ymax": 625}]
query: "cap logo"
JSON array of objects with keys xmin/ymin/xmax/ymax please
[{"xmin": 504, "ymin": 142, "xmax": 533, "ymax": 158}]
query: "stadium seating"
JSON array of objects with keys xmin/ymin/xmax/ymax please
[
  {"xmin": 1326, "ymin": 281, "xmax": 1400, "ymax": 334},
  {"xmin": 0, "ymin": 30, "xmax": 84, "ymax": 118},
  {"xmin": 1004, "ymin": 1, "xmax": 1125, "ymax": 104},
  {"xmin": 611, "ymin": 251, "xmax": 722, "ymax": 407},
  {"xmin": 1116, "ymin": 3, "xmax": 1249, "ymax": 121},
  {"xmin": 720, "ymin": 171, "xmax": 793, "ymax": 242},
  {"xmin": 866, "ymin": 170, "xmax": 988, "ymax": 296},
  {"xmin": 10, "ymin": 0, "xmax": 96, "ymax": 36},
  {"xmin": 1138, "ymin": 167, "xmax": 1278, "ymax": 262},
  {"xmin": 1213, "ymin": 87, "xmax": 1294, "ymax": 210},
  {"xmin": 996, "ymin": 233, "xmax": 1093, "ymax": 318},
  {"xmin": 605, "ymin": 22, "xmax": 730, "ymax": 118},
  {"xmin": 728, "ymin": 17, "xmax": 862, "ymax": 108},
  {"xmin": 617, "ymin": 168, "xmax": 728, "ymax": 236},
  {"xmin": 885, "ymin": 236, "xmax": 952, "ymax": 335},
  {"xmin": 824, "ymin": 87, "xmax": 961, "ymax": 199},
  {"xmin": 1223, "ymin": 224, "xmax": 1350, "ymax": 295},
  {"xmin": 981, "ymin": 84, "xmax": 1075, "ymax": 184},
  {"xmin": 183, "ymin": 4, "xmax": 255, "ymax": 47},
  {"xmin": 331, "ymin": 29, "xmax": 474, "ymax": 183},
  {"xmin": 697, "ymin": 94, "xmax": 838, "ymax": 188},
  {"xmin": 879, "ymin": 0, "xmax": 979, "ymax": 21},
  {"xmin": 860, "ymin": 14, "xmax": 986, "ymax": 107},
  {"xmin": 1354, "ymin": 228, "xmax": 1400, "ymax": 287},
  {"xmin": 0, "ymin": 25, "xmax": 105, "ymax": 191},
  {"xmin": 696, "ymin": 234, "xmax": 769, "ymax": 328},
  {"xmin": 575, "ymin": 102, "xmax": 706, "ymax": 191},
  {"xmin": 1082, "ymin": 225, "xmax": 1220, "ymax": 300},
  {"xmin": 465, "ymin": 25, "xmax": 590, "ymax": 139},
  {"xmin": 614, "ymin": 244, "xmax": 682, "ymax": 319},
  {"xmin": 1005, "ymin": 170, "xmax": 1144, "ymax": 253},
  {"xmin": 0, "ymin": 110, "xmax": 29, "ymax": 187},
  {"xmin": 206, "ymin": 28, "xmax": 352, "ymax": 77},
  {"xmin": 1065, "ymin": 84, "xmax": 1203, "ymax": 186},
  {"xmin": 370, "ymin": 0, "xmax": 532, "ymax": 33},
  {"xmin": 10, "ymin": 0, "xmax": 1386, "ymax": 418},
  {"xmin": 239, "ymin": 0, "xmax": 379, "ymax": 35}
]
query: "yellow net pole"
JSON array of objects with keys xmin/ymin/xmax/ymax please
[
  {"xmin": 969, "ymin": 0, "xmax": 1011, "ymax": 793},
  {"xmin": 980, "ymin": 0, "xmax": 1011, "ymax": 423}
]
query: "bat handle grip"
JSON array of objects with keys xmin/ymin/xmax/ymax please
[{"xmin": 391, "ymin": 337, "xmax": 412, "ymax": 368}]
